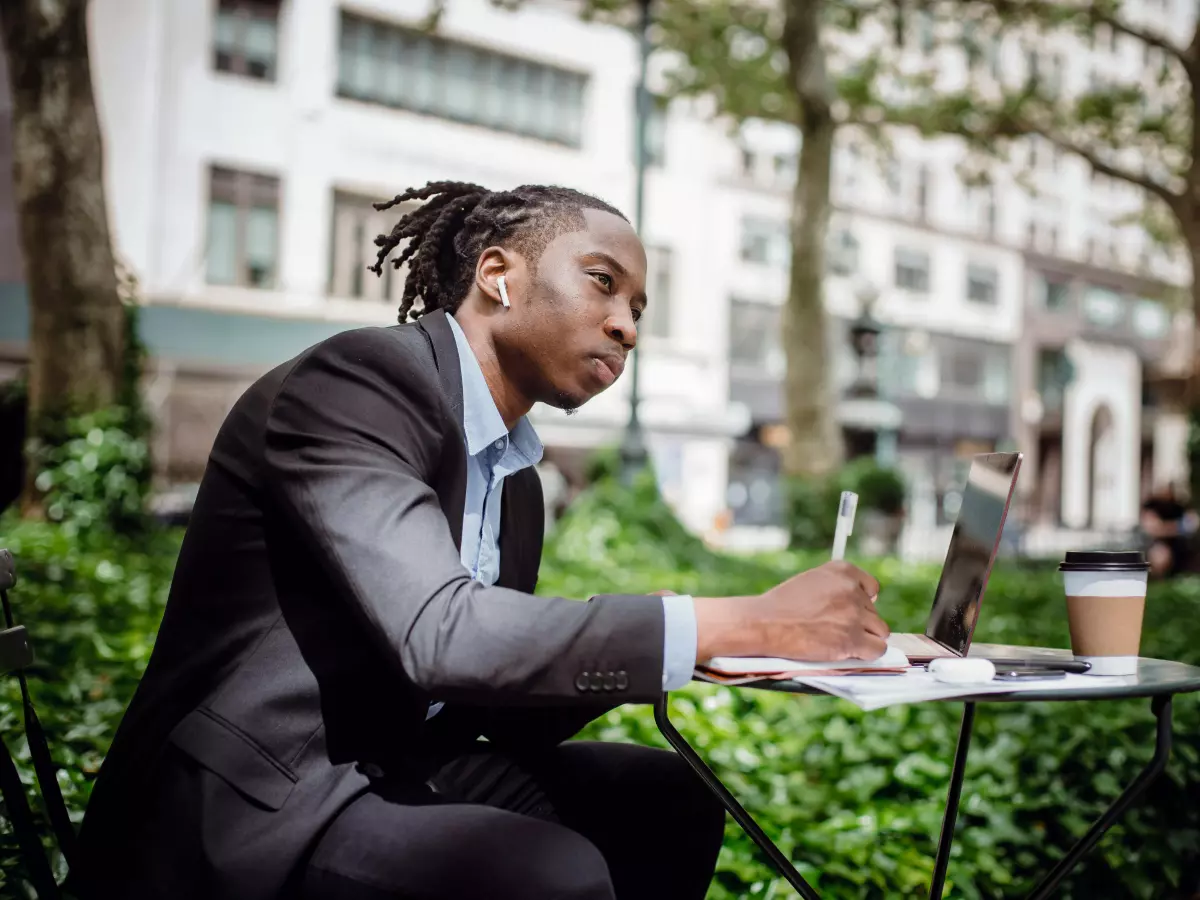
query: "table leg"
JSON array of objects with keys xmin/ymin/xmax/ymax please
[
  {"xmin": 654, "ymin": 695, "xmax": 823, "ymax": 900},
  {"xmin": 1026, "ymin": 694, "xmax": 1174, "ymax": 900},
  {"xmin": 928, "ymin": 702, "xmax": 977, "ymax": 900}
]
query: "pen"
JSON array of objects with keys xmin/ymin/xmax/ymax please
[{"xmin": 831, "ymin": 491, "xmax": 858, "ymax": 561}]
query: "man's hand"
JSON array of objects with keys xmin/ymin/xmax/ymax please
[{"xmin": 693, "ymin": 561, "xmax": 889, "ymax": 662}]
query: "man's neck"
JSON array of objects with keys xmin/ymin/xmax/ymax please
[{"xmin": 451, "ymin": 310, "xmax": 532, "ymax": 431}]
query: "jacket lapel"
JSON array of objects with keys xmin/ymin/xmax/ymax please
[
  {"xmin": 415, "ymin": 310, "xmax": 467, "ymax": 551},
  {"xmin": 497, "ymin": 470, "xmax": 543, "ymax": 593},
  {"xmin": 416, "ymin": 310, "xmax": 541, "ymax": 590}
]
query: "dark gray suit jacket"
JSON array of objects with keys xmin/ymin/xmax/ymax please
[{"xmin": 73, "ymin": 310, "xmax": 665, "ymax": 900}]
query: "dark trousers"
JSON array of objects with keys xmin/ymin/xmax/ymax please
[{"xmin": 299, "ymin": 741, "xmax": 725, "ymax": 899}]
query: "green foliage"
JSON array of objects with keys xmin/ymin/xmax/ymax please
[
  {"xmin": 23, "ymin": 300, "xmax": 153, "ymax": 537},
  {"xmin": 786, "ymin": 458, "xmax": 907, "ymax": 549},
  {"xmin": 0, "ymin": 516, "xmax": 181, "ymax": 895},
  {"xmin": 0, "ymin": 476, "xmax": 1197, "ymax": 898},
  {"xmin": 26, "ymin": 407, "xmax": 152, "ymax": 539},
  {"xmin": 540, "ymin": 479, "xmax": 1200, "ymax": 900}
]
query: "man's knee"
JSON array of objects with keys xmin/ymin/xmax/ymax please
[
  {"xmin": 653, "ymin": 748, "xmax": 726, "ymax": 841},
  {"xmin": 522, "ymin": 827, "xmax": 614, "ymax": 900}
]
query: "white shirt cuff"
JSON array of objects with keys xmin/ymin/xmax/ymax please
[{"xmin": 661, "ymin": 594, "xmax": 698, "ymax": 691}]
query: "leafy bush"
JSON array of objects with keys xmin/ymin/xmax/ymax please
[
  {"xmin": 0, "ymin": 517, "xmax": 180, "ymax": 896},
  {"xmin": 26, "ymin": 408, "xmax": 152, "ymax": 538},
  {"xmin": 786, "ymin": 458, "xmax": 908, "ymax": 549},
  {"xmin": 0, "ymin": 473, "xmax": 1197, "ymax": 899},
  {"xmin": 540, "ymin": 478, "xmax": 1200, "ymax": 900}
]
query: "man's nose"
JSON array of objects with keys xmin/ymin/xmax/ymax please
[{"xmin": 605, "ymin": 313, "xmax": 638, "ymax": 351}]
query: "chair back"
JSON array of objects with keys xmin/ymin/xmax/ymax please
[{"xmin": 0, "ymin": 548, "xmax": 78, "ymax": 899}]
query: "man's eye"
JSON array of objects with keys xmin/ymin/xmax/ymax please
[
  {"xmin": 632, "ymin": 307, "xmax": 643, "ymax": 323},
  {"xmin": 593, "ymin": 272, "xmax": 613, "ymax": 289}
]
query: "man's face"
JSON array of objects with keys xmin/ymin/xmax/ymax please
[{"xmin": 498, "ymin": 209, "xmax": 647, "ymax": 411}]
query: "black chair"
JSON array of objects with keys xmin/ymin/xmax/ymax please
[{"xmin": 0, "ymin": 548, "xmax": 78, "ymax": 899}]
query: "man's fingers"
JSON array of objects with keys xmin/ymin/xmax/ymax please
[
  {"xmin": 829, "ymin": 561, "xmax": 881, "ymax": 605},
  {"xmin": 852, "ymin": 566, "xmax": 881, "ymax": 600},
  {"xmin": 862, "ymin": 611, "xmax": 891, "ymax": 639}
]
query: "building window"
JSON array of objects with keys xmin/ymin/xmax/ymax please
[
  {"xmin": 740, "ymin": 217, "xmax": 789, "ymax": 267},
  {"xmin": 206, "ymin": 167, "xmax": 279, "ymax": 288},
  {"xmin": 1038, "ymin": 347, "xmax": 1071, "ymax": 410},
  {"xmin": 739, "ymin": 147, "xmax": 755, "ymax": 178},
  {"xmin": 636, "ymin": 92, "xmax": 668, "ymax": 167},
  {"xmin": 641, "ymin": 245, "xmax": 673, "ymax": 338},
  {"xmin": 213, "ymin": 0, "xmax": 280, "ymax": 81},
  {"xmin": 337, "ymin": 12, "xmax": 586, "ymax": 147},
  {"xmin": 329, "ymin": 192, "xmax": 408, "ymax": 304},
  {"xmin": 729, "ymin": 299, "xmax": 784, "ymax": 375},
  {"xmin": 1036, "ymin": 274, "xmax": 1070, "ymax": 311},
  {"xmin": 966, "ymin": 264, "xmax": 999, "ymax": 304},
  {"xmin": 1082, "ymin": 286, "xmax": 1125, "ymax": 327},
  {"xmin": 916, "ymin": 165, "xmax": 930, "ymax": 221},
  {"xmin": 894, "ymin": 247, "xmax": 931, "ymax": 293},
  {"xmin": 1132, "ymin": 298, "xmax": 1170, "ymax": 339},
  {"xmin": 916, "ymin": 10, "xmax": 935, "ymax": 52},
  {"xmin": 828, "ymin": 229, "xmax": 859, "ymax": 275},
  {"xmin": 987, "ymin": 35, "xmax": 1002, "ymax": 79}
]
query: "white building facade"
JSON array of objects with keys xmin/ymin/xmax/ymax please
[
  {"xmin": 0, "ymin": 0, "xmax": 1190, "ymax": 546},
  {"xmin": 65, "ymin": 0, "xmax": 751, "ymax": 533}
]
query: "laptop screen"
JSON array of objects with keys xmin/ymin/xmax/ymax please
[{"xmin": 925, "ymin": 452, "xmax": 1023, "ymax": 654}]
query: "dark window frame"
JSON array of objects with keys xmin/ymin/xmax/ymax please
[
  {"xmin": 213, "ymin": 0, "xmax": 281, "ymax": 81},
  {"xmin": 894, "ymin": 247, "xmax": 931, "ymax": 293},
  {"xmin": 207, "ymin": 166, "xmax": 281, "ymax": 289},
  {"xmin": 966, "ymin": 263, "xmax": 999, "ymax": 305},
  {"xmin": 336, "ymin": 11, "xmax": 587, "ymax": 149}
]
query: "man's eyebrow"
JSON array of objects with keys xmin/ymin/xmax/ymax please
[{"xmin": 581, "ymin": 251, "xmax": 629, "ymax": 277}]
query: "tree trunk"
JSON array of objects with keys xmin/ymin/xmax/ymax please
[
  {"xmin": 780, "ymin": 0, "xmax": 842, "ymax": 479},
  {"xmin": 0, "ymin": 0, "xmax": 125, "ymax": 512}
]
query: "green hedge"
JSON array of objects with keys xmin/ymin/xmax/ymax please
[
  {"xmin": 0, "ymin": 474, "xmax": 1198, "ymax": 898},
  {"xmin": 539, "ymin": 477, "xmax": 1200, "ymax": 899},
  {"xmin": 0, "ymin": 520, "xmax": 181, "ymax": 896}
]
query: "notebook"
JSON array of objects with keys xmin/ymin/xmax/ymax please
[{"xmin": 694, "ymin": 644, "xmax": 911, "ymax": 685}]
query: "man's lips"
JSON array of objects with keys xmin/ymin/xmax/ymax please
[{"xmin": 591, "ymin": 353, "xmax": 625, "ymax": 386}]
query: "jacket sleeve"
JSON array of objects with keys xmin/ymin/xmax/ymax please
[{"xmin": 262, "ymin": 327, "xmax": 664, "ymax": 706}]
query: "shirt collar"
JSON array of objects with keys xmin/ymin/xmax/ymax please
[{"xmin": 446, "ymin": 314, "xmax": 543, "ymax": 467}]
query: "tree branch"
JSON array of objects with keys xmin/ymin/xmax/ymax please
[
  {"xmin": 1023, "ymin": 116, "xmax": 1184, "ymax": 214},
  {"xmin": 987, "ymin": 1, "xmax": 1192, "ymax": 71}
]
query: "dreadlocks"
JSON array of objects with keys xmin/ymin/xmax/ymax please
[{"xmin": 369, "ymin": 181, "xmax": 628, "ymax": 324}]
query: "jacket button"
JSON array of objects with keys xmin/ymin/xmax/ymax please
[
  {"xmin": 589, "ymin": 672, "xmax": 604, "ymax": 691},
  {"xmin": 575, "ymin": 672, "xmax": 590, "ymax": 692},
  {"xmin": 602, "ymin": 672, "xmax": 616, "ymax": 691},
  {"xmin": 615, "ymin": 671, "xmax": 629, "ymax": 690}
]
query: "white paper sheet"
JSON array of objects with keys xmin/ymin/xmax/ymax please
[
  {"xmin": 794, "ymin": 670, "xmax": 1138, "ymax": 711},
  {"xmin": 702, "ymin": 645, "xmax": 909, "ymax": 676}
]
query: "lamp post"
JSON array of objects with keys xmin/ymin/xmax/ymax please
[
  {"xmin": 619, "ymin": 0, "xmax": 653, "ymax": 486},
  {"xmin": 842, "ymin": 281, "xmax": 902, "ymax": 466}
]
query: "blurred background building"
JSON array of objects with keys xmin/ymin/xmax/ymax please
[{"xmin": 0, "ymin": 0, "xmax": 1193, "ymax": 554}]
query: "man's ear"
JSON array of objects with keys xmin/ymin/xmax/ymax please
[{"xmin": 476, "ymin": 246, "xmax": 516, "ymax": 310}]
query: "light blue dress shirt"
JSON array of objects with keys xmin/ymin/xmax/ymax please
[{"xmin": 430, "ymin": 315, "xmax": 696, "ymax": 719}]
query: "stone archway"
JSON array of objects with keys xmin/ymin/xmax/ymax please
[{"xmin": 1086, "ymin": 404, "xmax": 1117, "ymax": 528}]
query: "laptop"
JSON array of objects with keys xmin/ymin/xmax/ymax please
[{"xmin": 887, "ymin": 452, "xmax": 1023, "ymax": 663}]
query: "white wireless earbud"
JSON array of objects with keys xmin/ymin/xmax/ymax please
[{"xmin": 497, "ymin": 276, "xmax": 511, "ymax": 309}]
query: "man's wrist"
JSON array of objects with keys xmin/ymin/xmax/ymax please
[{"xmin": 693, "ymin": 595, "xmax": 757, "ymax": 661}]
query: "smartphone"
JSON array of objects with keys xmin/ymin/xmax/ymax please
[
  {"xmin": 985, "ymin": 657, "xmax": 1091, "ymax": 675},
  {"xmin": 993, "ymin": 667, "xmax": 1067, "ymax": 681}
]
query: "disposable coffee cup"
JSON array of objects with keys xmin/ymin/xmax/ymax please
[{"xmin": 1058, "ymin": 550, "xmax": 1150, "ymax": 676}]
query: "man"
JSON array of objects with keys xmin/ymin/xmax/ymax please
[{"xmin": 74, "ymin": 181, "xmax": 890, "ymax": 900}]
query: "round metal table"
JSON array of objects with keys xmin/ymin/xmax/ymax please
[{"xmin": 655, "ymin": 648, "xmax": 1200, "ymax": 900}]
